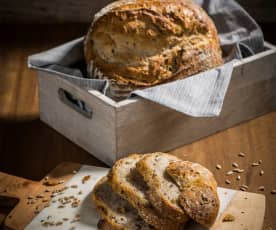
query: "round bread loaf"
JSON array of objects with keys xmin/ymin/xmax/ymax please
[{"xmin": 84, "ymin": 0, "xmax": 223, "ymax": 99}]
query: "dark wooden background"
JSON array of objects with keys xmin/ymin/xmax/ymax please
[{"xmin": 0, "ymin": 0, "xmax": 276, "ymax": 23}]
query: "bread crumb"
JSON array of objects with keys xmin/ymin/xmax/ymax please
[{"xmin": 222, "ymin": 214, "xmax": 235, "ymax": 222}]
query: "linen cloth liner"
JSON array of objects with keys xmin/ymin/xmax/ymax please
[{"xmin": 28, "ymin": 0, "xmax": 264, "ymax": 117}]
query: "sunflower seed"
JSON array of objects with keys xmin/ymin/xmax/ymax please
[
  {"xmin": 251, "ymin": 162, "xmax": 259, "ymax": 167},
  {"xmin": 216, "ymin": 164, "xmax": 222, "ymax": 170},
  {"xmin": 236, "ymin": 175, "xmax": 241, "ymax": 181},
  {"xmin": 258, "ymin": 186, "xmax": 265, "ymax": 191},
  {"xmin": 241, "ymin": 184, "xmax": 249, "ymax": 189},
  {"xmin": 226, "ymin": 171, "xmax": 234, "ymax": 176},
  {"xmin": 271, "ymin": 189, "xmax": 276, "ymax": 195},
  {"xmin": 259, "ymin": 170, "xmax": 264, "ymax": 176},
  {"xmin": 232, "ymin": 162, "xmax": 239, "ymax": 168},
  {"xmin": 238, "ymin": 152, "xmax": 245, "ymax": 157},
  {"xmin": 225, "ymin": 180, "xmax": 231, "ymax": 184}
]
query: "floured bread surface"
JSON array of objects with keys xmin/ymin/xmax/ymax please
[
  {"xmin": 166, "ymin": 161, "xmax": 220, "ymax": 227},
  {"xmin": 135, "ymin": 153, "xmax": 189, "ymax": 223},
  {"xmin": 84, "ymin": 0, "xmax": 223, "ymax": 97},
  {"xmin": 92, "ymin": 176, "xmax": 153, "ymax": 230},
  {"xmin": 109, "ymin": 154, "xmax": 184, "ymax": 230}
]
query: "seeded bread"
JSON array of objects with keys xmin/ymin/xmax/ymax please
[
  {"xmin": 92, "ymin": 176, "xmax": 153, "ymax": 230},
  {"xmin": 135, "ymin": 153, "xmax": 189, "ymax": 224},
  {"xmin": 84, "ymin": 0, "xmax": 223, "ymax": 99},
  {"xmin": 166, "ymin": 161, "xmax": 220, "ymax": 227},
  {"xmin": 109, "ymin": 154, "xmax": 183, "ymax": 230}
]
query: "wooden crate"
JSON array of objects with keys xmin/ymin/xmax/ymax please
[{"xmin": 37, "ymin": 42, "xmax": 276, "ymax": 165}]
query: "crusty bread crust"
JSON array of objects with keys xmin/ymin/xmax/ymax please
[
  {"xmin": 166, "ymin": 161, "xmax": 220, "ymax": 227},
  {"xmin": 109, "ymin": 154, "xmax": 183, "ymax": 230},
  {"xmin": 84, "ymin": 0, "xmax": 223, "ymax": 98},
  {"xmin": 135, "ymin": 153, "xmax": 189, "ymax": 224}
]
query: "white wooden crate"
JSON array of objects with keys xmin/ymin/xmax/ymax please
[{"xmin": 37, "ymin": 42, "xmax": 276, "ymax": 165}]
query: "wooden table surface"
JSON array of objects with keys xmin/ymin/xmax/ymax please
[{"xmin": 0, "ymin": 24, "xmax": 275, "ymax": 229}]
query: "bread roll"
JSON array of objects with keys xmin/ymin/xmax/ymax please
[{"xmin": 84, "ymin": 0, "xmax": 223, "ymax": 99}]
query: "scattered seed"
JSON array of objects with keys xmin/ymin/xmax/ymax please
[
  {"xmin": 241, "ymin": 184, "xmax": 249, "ymax": 189},
  {"xmin": 236, "ymin": 175, "xmax": 241, "ymax": 181},
  {"xmin": 45, "ymin": 176, "xmax": 49, "ymax": 181},
  {"xmin": 240, "ymin": 187, "xmax": 247, "ymax": 191},
  {"xmin": 58, "ymin": 180, "xmax": 65, "ymax": 184},
  {"xmin": 78, "ymin": 191, "xmax": 83, "ymax": 195},
  {"xmin": 271, "ymin": 189, "xmax": 276, "ymax": 195},
  {"xmin": 47, "ymin": 215, "xmax": 51, "ymax": 220},
  {"xmin": 222, "ymin": 214, "xmax": 235, "ymax": 222},
  {"xmin": 43, "ymin": 181, "xmax": 59, "ymax": 186},
  {"xmin": 258, "ymin": 186, "xmax": 265, "ymax": 191},
  {"xmin": 44, "ymin": 189, "xmax": 50, "ymax": 193},
  {"xmin": 71, "ymin": 185, "xmax": 78, "ymax": 189},
  {"xmin": 63, "ymin": 218, "xmax": 69, "ymax": 221},
  {"xmin": 238, "ymin": 152, "xmax": 245, "ymax": 157},
  {"xmin": 28, "ymin": 196, "xmax": 34, "ymax": 199},
  {"xmin": 82, "ymin": 175, "xmax": 91, "ymax": 184},
  {"xmin": 259, "ymin": 170, "xmax": 264, "ymax": 176},
  {"xmin": 42, "ymin": 199, "xmax": 49, "ymax": 203},
  {"xmin": 36, "ymin": 194, "xmax": 44, "ymax": 199},
  {"xmin": 225, "ymin": 179, "xmax": 231, "ymax": 185},
  {"xmin": 216, "ymin": 164, "xmax": 222, "ymax": 170},
  {"xmin": 251, "ymin": 162, "xmax": 259, "ymax": 167},
  {"xmin": 258, "ymin": 160, "xmax": 263, "ymax": 164},
  {"xmin": 232, "ymin": 162, "xmax": 239, "ymax": 168},
  {"xmin": 34, "ymin": 210, "xmax": 40, "ymax": 214},
  {"xmin": 58, "ymin": 205, "xmax": 65, "ymax": 208},
  {"xmin": 233, "ymin": 168, "xmax": 245, "ymax": 173},
  {"xmin": 226, "ymin": 171, "xmax": 234, "ymax": 176},
  {"xmin": 72, "ymin": 170, "xmax": 78, "ymax": 174},
  {"xmin": 55, "ymin": 221, "xmax": 63, "ymax": 226}
]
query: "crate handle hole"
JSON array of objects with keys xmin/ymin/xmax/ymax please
[{"xmin": 58, "ymin": 88, "xmax": 93, "ymax": 119}]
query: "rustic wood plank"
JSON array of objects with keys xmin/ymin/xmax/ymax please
[
  {"xmin": 0, "ymin": 162, "xmax": 81, "ymax": 230},
  {"xmin": 0, "ymin": 0, "xmax": 275, "ymax": 23},
  {"xmin": 170, "ymin": 112, "xmax": 276, "ymax": 229}
]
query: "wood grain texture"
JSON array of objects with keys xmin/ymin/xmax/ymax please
[
  {"xmin": 0, "ymin": 24, "xmax": 275, "ymax": 229},
  {"xmin": 0, "ymin": 162, "xmax": 81, "ymax": 230},
  {"xmin": 0, "ymin": 0, "xmax": 275, "ymax": 23}
]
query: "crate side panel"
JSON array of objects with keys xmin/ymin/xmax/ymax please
[
  {"xmin": 38, "ymin": 72, "xmax": 116, "ymax": 165},
  {"xmin": 115, "ymin": 49, "xmax": 276, "ymax": 159}
]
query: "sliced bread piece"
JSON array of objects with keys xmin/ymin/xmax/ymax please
[
  {"xmin": 166, "ymin": 161, "xmax": 220, "ymax": 227},
  {"xmin": 109, "ymin": 154, "xmax": 183, "ymax": 230},
  {"xmin": 135, "ymin": 152, "xmax": 189, "ymax": 223},
  {"xmin": 92, "ymin": 176, "xmax": 153, "ymax": 230}
]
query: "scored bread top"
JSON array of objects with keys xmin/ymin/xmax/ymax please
[
  {"xmin": 166, "ymin": 161, "xmax": 220, "ymax": 227},
  {"xmin": 135, "ymin": 152, "xmax": 189, "ymax": 223},
  {"xmin": 108, "ymin": 154, "xmax": 184, "ymax": 230},
  {"xmin": 84, "ymin": 0, "xmax": 223, "ymax": 89},
  {"xmin": 92, "ymin": 176, "xmax": 153, "ymax": 230}
]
